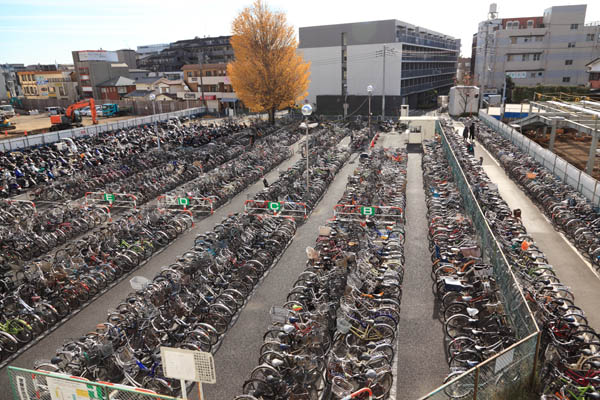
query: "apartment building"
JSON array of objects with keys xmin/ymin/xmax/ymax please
[
  {"xmin": 0, "ymin": 64, "xmax": 25, "ymax": 100},
  {"xmin": 17, "ymin": 70, "xmax": 78, "ymax": 102},
  {"xmin": 474, "ymin": 4, "xmax": 600, "ymax": 91},
  {"xmin": 298, "ymin": 19, "xmax": 459, "ymax": 113},
  {"xmin": 138, "ymin": 36, "xmax": 233, "ymax": 73},
  {"xmin": 181, "ymin": 63, "xmax": 237, "ymax": 112}
]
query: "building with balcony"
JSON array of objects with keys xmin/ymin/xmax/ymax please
[
  {"xmin": 474, "ymin": 5, "xmax": 600, "ymax": 91},
  {"xmin": 457, "ymin": 57, "xmax": 472, "ymax": 84},
  {"xmin": 298, "ymin": 19, "xmax": 460, "ymax": 112},
  {"xmin": 181, "ymin": 63, "xmax": 238, "ymax": 112},
  {"xmin": 138, "ymin": 36, "xmax": 233, "ymax": 73},
  {"xmin": 17, "ymin": 70, "xmax": 78, "ymax": 102}
]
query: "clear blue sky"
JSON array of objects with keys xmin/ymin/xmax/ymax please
[{"xmin": 1, "ymin": 0, "xmax": 598, "ymax": 65}]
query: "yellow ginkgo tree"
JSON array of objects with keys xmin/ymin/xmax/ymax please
[{"xmin": 228, "ymin": 0, "xmax": 310, "ymax": 124}]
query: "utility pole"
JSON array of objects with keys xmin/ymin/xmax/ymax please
[
  {"xmin": 479, "ymin": 24, "xmax": 489, "ymax": 111},
  {"xmin": 382, "ymin": 45, "xmax": 386, "ymax": 119},
  {"xmin": 198, "ymin": 52, "xmax": 208, "ymax": 111}
]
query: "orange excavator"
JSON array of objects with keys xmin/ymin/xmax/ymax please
[{"xmin": 50, "ymin": 98, "xmax": 98, "ymax": 131}]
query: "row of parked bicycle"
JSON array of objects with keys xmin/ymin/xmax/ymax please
[
  {"xmin": 236, "ymin": 147, "xmax": 407, "ymax": 400},
  {"xmin": 30, "ymin": 125, "xmax": 355, "ymax": 395},
  {"xmin": 422, "ymin": 139, "xmax": 517, "ymax": 397},
  {"xmin": 468, "ymin": 117, "xmax": 600, "ymax": 271},
  {"xmin": 443, "ymin": 119, "xmax": 600, "ymax": 399},
  {"xmin": 0, "ymin": 135, "xmax": 297, "ymax": 363},
  {"xmin": 2, "ymin": 118, "xmax": 272, "ymax": 198}
]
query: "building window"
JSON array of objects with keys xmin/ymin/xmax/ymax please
[
  {"xmin": 511, "ymin": 37, "xmax": 517, "ymax": 44},
  {"xmin": 522, "ymin": 54, "xmax": 530, "ymax": 61},
  {"xmin": 527, "ymin": 20, "xmax": 534, "ymax": 28},
  {"xmin": 562, "ymin": 77, "xmax": 571, "ymax": 83},
  {"xmin": 568, "ymin": 42, "xmax": 576, "ymax": 48},
  {"xmin": 507, "ymin": 54, "xmax": 515, "ymax": 61},
  {"xmin": 535, "ymin": 36, "xmax": 544, "ymax": 42},
  {"xmin": 538, "ymin": 72, "xmax": 543, "ymax": 77},
  {"xmin": 530, "ymin": 72, "xmax": 536, "ymax": 78},
  {"xmin": 570, "ymin": 24, "xmax": 578, "ymax": 30},
  {"xmin": 533, "ymin": 53, "xmax": 541, "ymax": 61},
  {"xmin": 187, "ymin": 72, "xmax": 192, "ymax": 78},
  {"xmin": 587, "ymin": 33, "xmax": 596, "ymax": 41},
  {"xmin": 565, "ymin": 59, "xmax": 573, "ymax": 65}
]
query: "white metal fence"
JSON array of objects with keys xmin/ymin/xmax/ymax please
[
  {"xmin": 478, "ymin": 110, "xmax": 600, "ymax": 206},
  {"xmin": 0, "ymin": 107, "xmax": 205, "ymax": 151}
]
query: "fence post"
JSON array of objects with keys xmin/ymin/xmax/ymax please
[
  {"xmin": 593, "ymin": 180, "xmax": 599, "ymax": 206},
  {"xmin": 531, "ymin": 332, "xmax": 542, "ymax": 389},
  {"xmin": 473, "ymin": 367, "xmax": 480, "ymax": 400},
  {"xmin": 552, "ymin": 154, "xmax": 557, "ymax": 174},
  {"xmin": 577, "ymin": 169, "xmax": 582, "ymax": 191}
]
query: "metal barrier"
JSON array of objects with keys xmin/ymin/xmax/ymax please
[
  {"xmin": 479, "ymin": 110, "xmax": 600, "ymax": 207},
  {"xmin": 7, "ymin": 366, "xmax": 179, "ymax": 400},
  {"xmin": 157, "ymin": 195, "xmax": 213, "ymax": 215},
  {"xmin": 244, "ymin": 199, "xmax": 308, "ymax": 221},
  {"xmin": 419, "ymin": 121, "xmax": 540, "ymax": 400},
  {"xmin": 85, "ymin": 192, "xmax": 137, "ymax": 209},
  {"xmin": 1, "ymin": 198, "xmax": 37, "ymax": 215},
  {"xmin": 333, "ymin": 204, "xmax": 404, "ymax": 224}
]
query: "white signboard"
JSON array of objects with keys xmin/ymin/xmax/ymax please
[
  {"xmin": 47, "ymin": 376, "xmax": 103, "ymax": 400},
  {"xmin": 78, "ymin": 50, "xmax": 118, "ymax": 62},
  {"xmin": 160, "ymin": 346, "xmax": 216, "ymax": 383},
  {"xmin": 506, "ymin": 71, "xmax": 527, "ymax": 79}
]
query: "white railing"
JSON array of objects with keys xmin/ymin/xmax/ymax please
[
  {"xmin": 479, "ymin": 110, "xmax": 600, "ymax": 206},
  {"xmin": 0, "ymin": 107, "xmax": 205, "ymax": 151}
]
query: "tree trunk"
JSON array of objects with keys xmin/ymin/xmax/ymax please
[{"xmin": 268, "ymin": 108, "xmax": 275, "ymax": 125}]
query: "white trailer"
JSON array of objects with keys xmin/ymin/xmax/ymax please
[{"xmin": 448, "ymin": 86, "xmax": 480, "ymax": 116}]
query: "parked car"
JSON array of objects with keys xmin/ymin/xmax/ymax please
[
  {"xmin": 0, "ymin": 105, "xmax": 16, "ymax": 118},
  {"xmin": 45, "ymin": 106, "xmax": 64, "ymax": 115}
]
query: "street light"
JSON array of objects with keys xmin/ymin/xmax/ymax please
[
  {"xmin": 367, "ymin": 85, "xmax": 373, "ymax": 135},
  {"xmin": 301, "ymin": 103, "xmax": 313, "ymax": 194},
  {"xmin": 149, "ymin": 93, "xmax": 160, "ymax": 150}
]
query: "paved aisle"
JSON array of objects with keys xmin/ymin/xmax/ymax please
[
  {"xmin": 394, "ymin": 152, "xmax": 448, "ymax": 399},
  {"xmin": 0, "ymin": 142, "xmax": 303, "ymax": 393},
  {"xmin": 203, "ymin": 148, "xmax": 357, "ymax": 399},
  {"xmin": 476, "ymin": 143, "xmax": 600, "ymax": 332}
]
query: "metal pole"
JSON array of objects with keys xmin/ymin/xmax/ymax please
[
  {"xmin": 368, "ymin": 93, "xmax": 372, "ymax": 135},
  {"xmin": 153, "ymin": 100, "xmax": 160, "ymax": 150},
  {"xmin": 586, "ymin": 115, "xmax": 599, "ymax": 176},
  {"xmin": 305, "ymin": 119, "xmax": 309, "ymax": 193},
  {"xmin": 549, "ymin": 118, "xmax": 558, "ymax": 152},
  {"xmin": 501, "ymin": 74, "xmax": 507, "ymax": 121},
  {"xmin": 473, "ymin": 367, "xmax": 480, "ymax": 400},
  {"xmin": 531, "ymin": 332, "xmax": 542, "ymax": 389},
  {"xmin": 577, "ymin": 169, "xmax": 582, "ymax": 190},
  {"xmin": 382, "ymin": 45, "xmax": 386, "ymax": 119},
  {"xmin": 592, "ymin": 180, "xmax": 599, "ymax": 206},
  {"xmin": 478, "ymin": 22, "xmax": 489, "ymax": 111}
]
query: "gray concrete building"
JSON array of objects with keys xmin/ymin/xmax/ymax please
[
  {"xmin": 474, "ymin": 4, "xmax": 600, "ymax": 92},
  {"xmin": 72, "ymin": 50, "xmax": 135, "ymax": 99},
  {"xmin": 298, "ymin": 19, "xmax": 459, "ymax": 113}
]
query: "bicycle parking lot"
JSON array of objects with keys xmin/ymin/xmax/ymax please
[{"xmin": 2, "ymin": 109, "xmax": 600, "ymax": 400}]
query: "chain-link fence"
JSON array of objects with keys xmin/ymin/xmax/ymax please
[
  {"xmin": 479, "ymin": 111, "xmax": 600, "ymax": 207},
  {"xmin": 7, "ymin": 366, "xmax": 180, "ymax": 400},
  {"xmin": 420, "ymin": 123, "xmax": 540, "ymax": 400}
]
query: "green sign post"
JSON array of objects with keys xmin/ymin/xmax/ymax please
[
  {"xmin": 104, "ymin": 193, "xmax": 115, "ymax": 203},
  {"xmin": 268, "ymin": 202, "xmax": 281, "ymax": 211},
  {"xmin": 177, "ymin": 197, "xmax": 190, "ymax": 206},
  {"xmin": 361, "ymin": 206, "xmax": 375, "ymax": 216}
]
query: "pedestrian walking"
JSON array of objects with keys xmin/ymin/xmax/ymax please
[
  {"xmin": 462, "ymin": 126, "xmax": 469, "ymax": 141},
  {"xmin": 263, "ymin": 177, "xmax": 269, "ymax": 188},
  {"xmin": 469, "ymin": 123, "xmax": 475, "ymax": 141}
]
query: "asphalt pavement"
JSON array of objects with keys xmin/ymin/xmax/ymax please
[{"xmin": 475, "ymin": 140, "xmax": 600, "ymax": 333}]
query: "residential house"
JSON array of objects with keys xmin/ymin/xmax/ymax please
[
  {"xmin": 181, "ymin": 63, "xmax": 237, "ymax": 112},
  {"xmin": 586, "ymin": 58, "xmax": 600, "ymax": 89},
  {"xmin": 97, "ymin": 76, "xmax": 136, "ymax": 100}
]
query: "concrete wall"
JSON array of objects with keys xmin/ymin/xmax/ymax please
[
  {"xmin": 299, "ymin": 20, "xmax": 396, "ymax": 48},
  {"xmin": 298, "ymin": 46, "xmax": 341, "ymax": 105}
]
